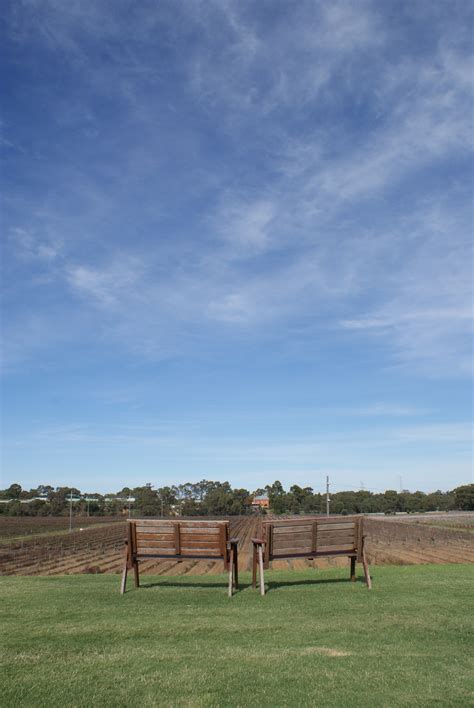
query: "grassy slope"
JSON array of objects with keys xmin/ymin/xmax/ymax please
[{"xmin": 1, "ymin": 565, "xmax": 473, "ymax": 707}]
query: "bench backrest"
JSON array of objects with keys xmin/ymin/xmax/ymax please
[
  {"xmin": 128, "ymin": 519, "xmax": 230, "ymax": 562},
  {"xmin": 262, "ymin": 516, "xmax": 363, "ymax": 563}
]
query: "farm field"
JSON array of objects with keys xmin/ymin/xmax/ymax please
[
  {"xmin": 1, "ymin": 564, "xmax": 473, "ymax": 706},
  {"xmin": 1, "ymin": 513, "xmax": 473, "ymax": 576},
  {"xmin": 0, "ymin": 515, "xmax": 124, "ymax": 540}
]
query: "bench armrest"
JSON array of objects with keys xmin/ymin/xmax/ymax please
[
  {"xmin": 229, "ymin": 538, "xmax": 239, "ymax": 545},
  {"xmin": 251, "ymin": 537, "xmax": 264, "ymax": 545}
]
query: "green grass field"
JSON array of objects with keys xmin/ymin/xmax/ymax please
[{"xmin": 1, "ymin": 565, "xmax": 472, "ymax": 707}]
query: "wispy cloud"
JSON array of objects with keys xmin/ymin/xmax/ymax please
[
  {"xmin": 2, "ymin": 0, "xmax": 473, "ymax": 514},
  {"xmin": 66, "ymin": 257, "xmax": 146, "ymax": 309}
]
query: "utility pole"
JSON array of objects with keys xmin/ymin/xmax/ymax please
[
  {"xmin": 69, "ymin": 490, "xmax": 73, "ymax": 533},
  {"xmin": 161, "ymin": 497, "xmax": 164, "ymax": 518},
  {"xmin": 326, "ymin": 476, "xmax": 330, "ymax": 516},
  {"xmin": 128, "ymin": 497, "xmax": 132, "ymax": 518}
]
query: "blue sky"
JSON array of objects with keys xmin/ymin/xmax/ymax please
[{"xmin": 1, "ymin": 0, "xmax": 473, "ymax": 494}]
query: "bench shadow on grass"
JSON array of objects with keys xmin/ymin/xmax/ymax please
[
  {"xmin": 265, "ymin": 576, "xmax": 369, "ymax": 593},
  {"xmin": 139, "ymin": 575, "xmax": 369, "ymax": 593},
  {"xmin": 140, "ymin": 580, "xmax": 252, "ymax": 590}
]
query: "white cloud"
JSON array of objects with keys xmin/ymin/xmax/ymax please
[
  {"xmin": 66, "ymin": 258, "xmax": 146, "ymax": 308},
  {"xmin": 212, "ymin": 197, "xmax": 276, "ymax": 256},
  {"xmin": 3, "ymin": 1, "xmax": 472, "ymax": 380},
  {"xmin": 9, "ymin": 227, "xmax": 62, "ymax": 262}
]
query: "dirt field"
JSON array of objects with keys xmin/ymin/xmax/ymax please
[
  {"xmin": 364, "ymin": 513, "xmax": 474, "ymax": 565},
  {"xmin": 1, "ymin": 513, "xmax": 473, "ymax": 576}
]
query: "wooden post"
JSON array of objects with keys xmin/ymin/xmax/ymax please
[
  {"xmin": 174, "ymin": 522, "xmax": 181, "ymax": 556},
  {"xmin": 252, "ymin": 543, "xmax": 257, "ymax": 589},
  {"xmin": 126, "ymin": 521, "xmax": 140, "ymax": 589},
  {"xmin": 220, "ymin": 524, "xmax": 228, "ymax": 570},
  {"xmin": 258, "ymin": 544, "xmax": 265, "ymax": 596},
  {"xmin": 362, "ymin": 541, "xmax": 372, "ymax": 590},
  {"xmin": 133, "ymin": 560, "xmax": 140, "ymax": 588},
  {"xmin": 350, "ymin": 556, "xmax": 356, "ymax": 581},
  {"xmin": 356, "ymin": 517, "xmax": 363, "ymax": 562},
  {"xmin": 233, "ymin": 543, "xmax": 239, "ymax": 589},
  {"xmin": 228, "ymin": 545, "xmax": 234, "ymax": 597},
  {"xmin": 264, "ymin": 525, "xmax": 272, "ymax": 569},
  {"xmin": 120, "ymin": 542, "xmax": 129, "ymax": 595}
]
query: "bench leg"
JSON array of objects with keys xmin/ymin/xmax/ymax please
[
  {"xmin": 120, "ymin": 563, "xmax": 128, "ymax": 595},
  {"xmin": 362, "ymin": 547, "xmax": 372, "ymax": 590},
  {"xmin": 350, "ymin": 556, "xmax": 356, "ymax": 582},
  {"xmin": 228, "ymin": 546, "xmax": 234, "ymax": 597},
  {"xmin": 133, "ymin": 561, "xmax": 140, "ymax": 588},
  {"xmin": 233, "ymin": 545, "xmax": 239, "ymax": 589},
  {"xmin": 120, "ymin": 543, "xmax": 129, "ymax": 594},
  {"xmin": 252, "ymin": 544, "xmax": 257, "ymax": 589},
  {"xmin": 258, "ymin": 545, "xmax": 265, "ymax": 596}
]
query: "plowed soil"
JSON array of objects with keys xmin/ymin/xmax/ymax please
[{"xmin": 1, "ymin": 513, "xmax": 472, "ymax": 576}]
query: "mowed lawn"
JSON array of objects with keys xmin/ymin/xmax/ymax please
[{"xmin": 1, "ymin": 565, "xmax": 473, "ymax": 707}]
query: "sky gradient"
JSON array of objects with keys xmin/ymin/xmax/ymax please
[{"xmin": 1, "ymin": 0, "xmax": 473, "ymax": 494}]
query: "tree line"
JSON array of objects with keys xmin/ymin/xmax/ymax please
[{"xmin": 1, "ymin": 480, "xmax": 473, "ymax": 516}]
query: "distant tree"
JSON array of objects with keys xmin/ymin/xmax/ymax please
[
  {"xmin": 229, "ymin": 488, "xmax": 251, "ymax": 515},
  {"xmin": 133, "ymin": 486, "xmax": 160, "ymax": 516},
  {"xmin": 202, "ymin": 482, "xmax": 233, "ymax": 515},
  {"xmin": 5, "ymin": 483, "xmax": 22, "ymax": 499},
  {"xmin": 156, "ymin": 486, "xmax": 178, "ymax": 516},
  {"xmin": 453, "ymin": 484, "xmax": 474, "ymax": 511},
  {"xmin": 180, "ymin": 498, "xmax": 202, "ymax": 516},
  {"xmin": 5, "ymin": 500, "xmax": 22, "ymax": 515},
  {"xmin": 266, "ymin": 480, "xmax": 284, "ymax": 498},
  {"xmin": 383, "ymin": 490, "xmax": 400, "ymax": 514},
  {"xmin": 35, "ymin": 485, "xmax": 55, "ymax": 500},
  {"xmin": 116, "ymin": 487, "xmax": 132, "ymax": 498}
]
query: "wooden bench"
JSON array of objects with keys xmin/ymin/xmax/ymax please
[
  {"xmin": 121, "ymin": 519, "xmax": 239, "ymax": 596},
  {"xmin": 251, "ymin": 516, "xmax": 371, "ymax": 595}
]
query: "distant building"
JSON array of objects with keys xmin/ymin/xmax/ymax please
[{"xmin": 251, "ymin": 494, "xmax": 269, "ymax": 509}]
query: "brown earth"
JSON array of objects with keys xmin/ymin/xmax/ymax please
[{"xmin": 1, "ymin": 513, "xmax": 472, "ymax": 576}]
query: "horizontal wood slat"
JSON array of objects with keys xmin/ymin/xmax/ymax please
[
  {"xmin": 131, "ymin": 520, "xmax": 174, "ymax": 528},
  {"xmin": 271, "ymin": 550, "xmax": 357, "ymax": 560},
  {"xmin": 271, "ymin": 519, "xmax": 314, "ymax": 526},
  {"xmin": 272, "ymin": 547, "xmax": 313, "ymax": 556},
  {"xmin": 178, "ymin": 549, "xmax": 222, "ymax": 556},
  {"xmin": 136, "ymin": 532, "xmax": 174, "ymax": 541},
  {"xmin": 272, "ymin": 524, "xmax": 313, "ymax": 534},
  {"xmin": 180, "ymin": 533, "xmax": 222, "ymax": 543},
  {"xmin": 317, "ymin": 527, "xmax": 355, "ymax": 536},
  {"xmin": 273, "ymin": 537, "xmax": 313, "ymax": 550},
  {"xmin": 136, "ymin": 546, "xmax": 176, "ymax": 555},
  {"xmin": 317, "ymin": 531, "xmax": 355, "ymax": 542},
  {"xmin": 317, "ymin": 523, "xmax": 356, "ymax": 532},
  {"xmin": 179, "ymin": 521, "xmax": 225, "ymax": 529},
  {"xmin": 179, "ymin": 540, "xmax": 221, "ymax": 549},
  {"xmin": 135, "ymin": 539, "xmax": 176, "ymax": 548},
  {"xmin": 316, "ymin": 543, "xmax": 355, "ymax": 553},
  {"xmin": 270, "ymin": 530, "xmax": 314, "ymax": 541},
  {"xmin": 135, "ymin": 529, "xmax": 174, "ymax": 537},
  {"xmin": 131, "ymin": 520, "xmax": 224, "ymax": 528}
]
